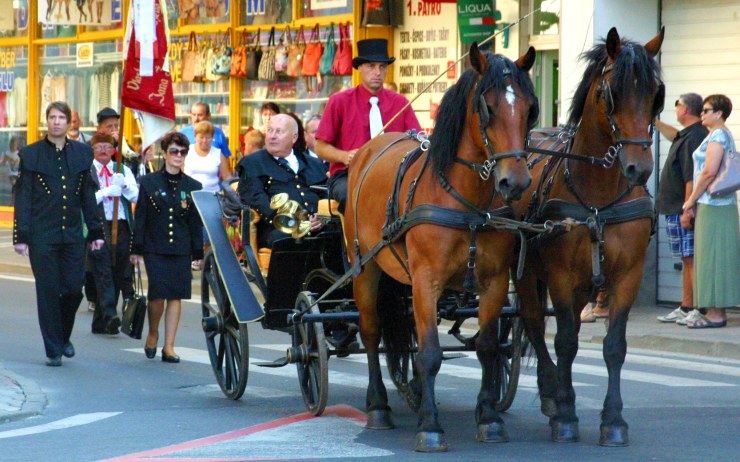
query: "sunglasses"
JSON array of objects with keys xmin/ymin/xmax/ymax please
[
  {"xmin": 701, "ymin": 108, "xmax": 715, "ymax": 115},
  {"xmin": 168, "ymin": 147, "xmax": 188, "ymax": 157}
]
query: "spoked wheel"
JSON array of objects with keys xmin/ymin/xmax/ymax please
[
  {"xmin": 384, "ymin": 311, "xmax": 422, "ymax": 412},
  {"xmin": 293, "ymin": 292, "xmax": 329, "ymax": 416},
  {"xmin": 201, "ymin": 249, "xmax": 249, "ymax": 400},
  {"xmin": 495, "ymin": 294, "xmax": 525, "ymax": 412}
]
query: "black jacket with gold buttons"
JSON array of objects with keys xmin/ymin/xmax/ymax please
[
  {"xmin": 132, "ymin": 169, "xmax": 204, "ymax": 260},
  {"xmin": 237, "ymin": 148, "xmax": 327, "ymax": 238},
  {"xmin": 13, "ymin": 138, "xmax": 103, "ymax": 245}
]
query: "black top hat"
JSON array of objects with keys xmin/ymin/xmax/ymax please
[
  {"xmin": 96, "ymin": 107, "xmax": 120, "ymax": 124},
  {"xmin": 352, "ymin": 39, "xmax": 395, "ymax": 69}
]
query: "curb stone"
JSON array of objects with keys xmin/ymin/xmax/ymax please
[{"xmin": 0, "ymin": 368, "xmax": 47, "ymax": 424}]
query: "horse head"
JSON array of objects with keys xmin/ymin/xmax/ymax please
[
  {"xmin": 468, "ymin": 43, "xmax": 537, "ymax": 201},
  {"xmin": 585, "ymin": 27, "xmax": 665, "ymax": 186}
]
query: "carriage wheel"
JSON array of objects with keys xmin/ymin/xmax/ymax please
[
  {"xmin": 384, "ymin": 315, "xmax": 422, "ymax": 412},
  {"xmin": 201, "ymin": 250, "xmax": 249, "ymax": 400},
  {"xmin": 495, "ymin": 294, "xmax": 524, "ymax": 412},
  {"xmin": 293, "ymin": 292, "xmax": 329, "ymax": 416}
]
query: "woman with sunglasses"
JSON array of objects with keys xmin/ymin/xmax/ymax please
[
  {"xmin": 130, "ymin": 132, "xmax": 204, "ymax": 362},
  {"xmin": 681, "ymin": 94, "xmax": 739, "ymax": 329}
]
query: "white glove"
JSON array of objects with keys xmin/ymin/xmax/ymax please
[
  {"xmin": 101, "ymin": 185, "xmax": 122, "ymax": 197},
  {"xmin": 111, "ymin": 173, "xmax": 125, "ymax": 187}
]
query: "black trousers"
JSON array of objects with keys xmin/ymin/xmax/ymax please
[
  {"xmin": 29, "ymin": 242, "xmax": 85, "ymax": 358},
  {"xmin": 89, "ymin": 220, "xmax": 133, "ymax": 329},
  {"xmin": 327, "ymin": 169, "xmax": 348, "ymax": 214}
]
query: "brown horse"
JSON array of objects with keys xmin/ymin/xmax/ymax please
[
  {"xmin": 513, "ymin": 27, "xmax": 665, "ymax": 446},
  {"xmin": 345, "ymin": 43, "xmax": 538, "ymax": 452}
]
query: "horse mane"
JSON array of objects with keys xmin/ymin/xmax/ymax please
[
  {"xmin": 567, "ymin": 36, "xmax": 662, "ymax": 126},
  {"xmin": 429, "ymin": 52, "xmax": 536, "ymax": 174}
]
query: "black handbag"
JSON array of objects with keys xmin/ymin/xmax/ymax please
[{"xmin": 121, "ymin": 263, "xmax": 147, "ymax": 339}]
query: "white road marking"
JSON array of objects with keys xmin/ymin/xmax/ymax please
[
  {"xmin": 576, "ymin": 348, "xmax": 740, "ymax": 378},
  {"xmin": 0, "ymin": 412, "xmax": 120, "ymax": 439},
  {"xmin": 0, "ymin": 274, "xmax": 35, "ymax": 283}
]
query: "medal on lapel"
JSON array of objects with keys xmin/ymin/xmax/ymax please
[{"xmin": 181, "ymin": 191, "xmax": 187, "ymax": 209}]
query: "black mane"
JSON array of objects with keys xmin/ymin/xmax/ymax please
[
  {"xmin": 567, "ymin": 36, "xmax": 661, "ymax": 126},
  {"xmin": 429, "ymin": 52, "xmax": 537, "ymax": 174}
]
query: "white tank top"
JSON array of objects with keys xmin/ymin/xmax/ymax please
[{"xmin": 185, "ymin": 146, "xmax": 222, "ymax": 193}]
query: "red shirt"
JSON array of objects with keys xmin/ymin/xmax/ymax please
[{"xmin": 316, "ymin": 85, "xmax": 421, "ymax": 177}]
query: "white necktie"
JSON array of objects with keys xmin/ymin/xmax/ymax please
[{"xmin": 369, "ymin": 96, "xmax": 383, "ymax": 138}]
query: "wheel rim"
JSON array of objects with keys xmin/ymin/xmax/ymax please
[
  {"xmin": 294, "ymin": 292, "xmax": 328, "ymax": 416},
  {"xmin": 495, "ymin": 295, "xmax": 523, "ymax": 412},
  {"xmin": 202, "ymin": 250, "xmax": 249, "ymax": 400}
]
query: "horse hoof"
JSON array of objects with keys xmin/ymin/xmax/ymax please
[
  {"xmin": 414, "ymin": 432, "xmax": 448, "ymax": 452},
  {"xmin": 366, "ymin": 409, "xmax": 394, "ymax": 430},
  {"xmin": 540, "ymin": 398, "xmax": 556, "ymax": 417},
  {"xmin": 600, "ymin": 425, "xmax": 629, "ymax": 447},
  {"xmin": 476, "ymin": 422, "xmax": 509, "ymax": 443},
  {"xmin": 551, "ymin": 421, "xmax": 579, "ymax": 442}
]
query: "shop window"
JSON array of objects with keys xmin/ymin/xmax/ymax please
[
  {"xmin": 0, "ymin": 0, "xmax": 30, "ymax": 38},
  {"xmin": 178, "ymin": 0, "xmax": 231, "ymax": 25},
  {"xmin": 37, "ymin": 40, "xmax": 123, "ymax": 136},
  {"xmin": 0, "ymin": 45, "xmax": 27, "ymax": 207},
  {"xmin": 241, "ymin": 0, "xmax": 292, "ymax": 25}
]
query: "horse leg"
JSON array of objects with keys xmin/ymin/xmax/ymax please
[
  {"xmin": 474, "ymin": 283, "xmax": 510, "ymax": 443},
  {"xmin": 599, "ymin": 280, "xmax": 637, "ymax": 446},
  {"xmin": 411, "ymin": 277, "xmax": 446, "ymax": 452},
  {"xmin": 548, "ymin": 292, "xmax": 581, "ymax": 442},
  {"xmin": 355, "ymin": 261, "xmax": 394, "ymax": 430},
  {"xmin": 515, "ymin": 274, "xmax": 557, "ymax": 418}
]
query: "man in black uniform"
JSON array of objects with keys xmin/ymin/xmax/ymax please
[
  {"xmin": 13, "ymin": 101, "xmax": 105, "ymax": 367},
  {"xmin": 237, "ymin": 114, "xmax": 327, "ymax": 248}
]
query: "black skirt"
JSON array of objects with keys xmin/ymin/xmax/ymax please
[{"xmin": 143, "ymin": 253, "xmax": 192, "ymax": 300}]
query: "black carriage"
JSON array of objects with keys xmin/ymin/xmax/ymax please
[{"xmin": 193, "ymin": 180, "xmax": 527, "ymax": 417}]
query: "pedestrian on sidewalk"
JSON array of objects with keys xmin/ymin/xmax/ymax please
[
  {"xmin": 130, "ymin": 132, "xmax": 203, "ymax": 363},
  {"xmin": 654, "ymin": 93, "xmax": 708, "ymax": 325},
  {"xmin": 13, "ymin": 101, "xmax": 105, "ymax": 367},
  {"xmin": 682, "ymin": 94, "xmax": 739, "ymax": 329}
]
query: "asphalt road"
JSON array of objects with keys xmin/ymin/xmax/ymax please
[{"xmin": 0, "ymin": 275, "xmax": 739, "ymax": 462}]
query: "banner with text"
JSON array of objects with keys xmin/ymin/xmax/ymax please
[{"xmin": 457, "ymin": 0, "xmax": 496, "ymax": 44}]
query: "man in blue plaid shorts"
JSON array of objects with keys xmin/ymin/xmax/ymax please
[{"xmin": 654, "ymin": 93, "xmax": 707, "ymax": 324}]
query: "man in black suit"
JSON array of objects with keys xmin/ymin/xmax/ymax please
[
  {"xmin": 13, "ymin": 101, "xmax": 105, "ymax": 367},
  {"xmin": 237, "ymin": 114, "xmax": 328, "ymax": 248}
]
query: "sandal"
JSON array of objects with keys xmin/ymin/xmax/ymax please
[
  {"xmin": 581, "ymin": 304, "xmax": 597, "ymax": 323},
  {"xmin": 687, "ymin": 315, "xmax": 727, "ymax": 329}
]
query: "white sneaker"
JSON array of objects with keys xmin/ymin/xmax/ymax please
[
  {"xmin": 677, "ymin": 309, "xmax": 702, "ymax": 326},
  {"xmin": 87, "ymin": 301, "xmax": 96, "ymax": 312},
  {"xmin": 657, "ymin": 307, "xmax": 687, "ymax": 323}
]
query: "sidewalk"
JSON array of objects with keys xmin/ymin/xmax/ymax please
[{"xmin": 1, "ymin": 228, "xmax": 738, "ymax": 425}]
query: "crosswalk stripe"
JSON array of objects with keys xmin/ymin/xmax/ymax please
[{"xmin": 575, "ymin": 348, "xmax": 740, "ymax": 378}]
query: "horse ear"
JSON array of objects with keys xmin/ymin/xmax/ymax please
[
  {"xmin": 515, "ymin": 46, "xmax": 536, "ymax": 72},
  {"xmin": 606, "ymin": 27, "xmax": 621, "ymax": 60},
  {"xmin": 644, "ymin": 26, "xmax": 665, "ymax": 57},
  {"xmin": 469, "ymin": 42, "xmax": 487, "ymax": 74}
]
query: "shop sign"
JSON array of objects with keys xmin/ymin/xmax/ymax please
[
  {"xmin": 457, "ymin": 0, "xmax": 498, "ymax": 44},
  {"xmin": 313, "ymin": 0, "xmax": 347, "ymax": 9},
  {"xmin": 76, "ymin": 42, "xmax": 94, "ymax": 68},
  {"xmin": 0, "ymin": 50, "xmax": 16, "ymax": 92},
  {"xmin": 38, "ymin": 0, "xmax": 114, "ymax": 25},
  {"xmin": 245, "ymin": 0, "xmax": 265, "ymax": 15}
]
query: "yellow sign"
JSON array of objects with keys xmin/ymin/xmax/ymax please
[{"xmin": 76, "ymin": 42, "xmax": 94, "ymax": 68}]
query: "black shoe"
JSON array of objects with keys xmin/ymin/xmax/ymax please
[
  {"xmin": 92, "ymin": 323, "xmax": 106, "ymax": 334},
  {"xmin": 62, "ymin": 342, "xmax": 75, "ymax": 358},
  {"xmin": 161, "ymin": 353, "xmax": 180, "ymax": 363},
  {"xmin": 46, "ymin": 356, "xmax": 62, "ymax": 367},
  {"xmin": 105, "ymin": 317, "xmax": 121, "ymax": 335},
  {"xmin": 144, "ymin": 346, "xmax": 157, "ymax": 359}
]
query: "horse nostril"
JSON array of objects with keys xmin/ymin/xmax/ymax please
[
  {"xmin": 498, "ymin": 177, "xmax": 511, "ymax": 193},
  {"xmin": 625, "ymin": 164, "xmax": 637, "ymax": 179}
]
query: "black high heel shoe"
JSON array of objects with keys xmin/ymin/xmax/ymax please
[
  {"xmin": 161, "ymin": 352, "xmax": 180, "ymax": 363},
  {"xmin": 144, "ymin": 346, "xmax": 157, "ymax": 359}
]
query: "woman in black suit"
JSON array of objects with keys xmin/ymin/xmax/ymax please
[{"xmin": 130, "ymin": 132, "xmax": 203, "ymax": 363}]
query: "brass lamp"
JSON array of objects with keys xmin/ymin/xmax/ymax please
[{"xmin": 270, "ymin": 193, "xmax": 312, "ymax": 238}]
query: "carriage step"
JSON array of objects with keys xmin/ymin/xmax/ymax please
[
  {"xmin": 255, "ymin": 356, "xmax": 290, "ymax": 368},
  {"xmin": 442, "ymin": 353, "xmax": 465, "ymax": 361}
]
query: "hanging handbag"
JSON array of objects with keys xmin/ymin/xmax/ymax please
[
  {"xmin": 121, "ymin": 263, "xmax": 147, "ymax": 340},
  {"xmin": 319, "ymin": 23, "xmax": 337, "ymax": 75},
  {"xmin": 287, "ymin": 25, "xmax": 306, "ymax": 78},
  {"xmin": 181, "ymin": 32, "xmax": 199, "ymax": 82},
  {"xmin": 302, "ymin": 24, "xmax": 323, "ymax": 77},
  {"xmin": 193, "ymin": 37, "xmax": 208, "ymax": 82},
  {"xmin": 211, "ymin": 29, "xmax": 233, "ymax": 77},
  {"xmin": 274, "ymin": 26, "xmax": 291, "ymax": 74},
  {"xmin": 707, "ymin": 128, "xmax": 740, "ymax": 198},
  {"xmin": 230, "ymin": 29, "xmax": 248, "ymax": 78},
  {"xmin": 332, "ymin": 22, "xmax": 353, "ymax": 76},
  {"xmin": 258, "ymin": 26, "xmax": 277, "ymax": 81},
  {"xmin": 246, "ymin": 29, "xmax": 263, "ymax": 80}
]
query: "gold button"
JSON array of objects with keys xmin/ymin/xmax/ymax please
[
  {"xmin": 296, "ymin": 185, "xmax": 300, "ymax": 189},
  {"xmin": 169, "ymin": 208, "xmax": 173, "ymax": 212},
  {"xmin": 169, "ymin": 239, "xmax": 173, "ymax": 243},
  {"xmin": 169, "ymin": 223, "xmax": 173, "ymax": 228},
  {"xmin": 61, "ymin": 176, "xmax": 66, "ymax": 180},
  {"xmin": 169, "ymin": 231, "xmax": 173, "ymax": 235},
  {"xmin": 62, "ymin": 215, "xmax": 66, "ymax": 220},
  {"xmin": 63, "ymin": 206, "xmax": 67, "ymax": 210},
  {"xmin": 62, "ymin": 185, "xmax": 67, "ymax": 189},
  {"xmin": 300, "ymin": 192, "xmax": 305, "ymax": 196},
  {"xmin": 62, "ymin": 225, "xmax": 65, "ymax": 230},
  {"xmin": 63, "ymin": 195, "xmax": 67, "ymax": 200}
]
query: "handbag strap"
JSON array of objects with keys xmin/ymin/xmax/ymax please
[
  {"xmin": 135, "ymin": 262, "xmax": 144, "ymax": 296},
  {"xmin": 326, "ymin": 23, "xmax": 335, "ymax": 44},
  {"xmin": 310, "ymin": 23, "xmax": 319, "ymax": 43},
  {"xmin": 268, "ymin": 26, "xmax": 276, "ymax": 47},
  {"xmin": 296, "ymin": 25, "xmax": 306, "ymax": 46},
  {"xmin": 188, "ymin": 31, "xmax": 198, "ymax": 51}
]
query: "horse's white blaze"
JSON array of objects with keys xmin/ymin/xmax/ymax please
[{"xmin": 505, "ymin": 85, "xmax": 516, "ymax": 116}]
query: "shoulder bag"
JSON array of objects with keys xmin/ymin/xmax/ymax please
[
  {"xmin": 258, "ymin": 26, "xmax": 277, "ymax": 81},
  {"xmin": 274, "ymin": 26, "xmax": 291, "ymax": 74},
  {"xmin": 707, "ymin": 128, "xmax": 740, "ymax": 198},
  {"xmin": 319, "ymin": 23, "xmax": 336, "ymax": 75},
  {"xmin": 331, "ymin": 22, "xmax": 353, "ymax": 76},
  {"xmin": 230, "ymin": 29, "xmax": 248, "ymax": 78},
  {"xmin": 181, "ymin": 32, "xmax": 199, "ymax": 82},
  {"xmin": 287, "ymin": 25, "xmax": 306, "ymax": 78},
  {"xmin": 302, "ymin": 24, "xmax": 323, "ymax": 77},
  {"xmin": 246, "ymin": 29, "xmax": 263, "ymax": 80},
  {"xmin": 121, "ymin": 263, "xmax": 147, "ymax": 340},
  {"xmin": 211, "ymin": 29, "xmax": 233, "ymax": 77}
]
